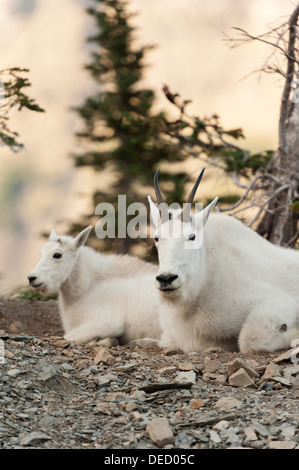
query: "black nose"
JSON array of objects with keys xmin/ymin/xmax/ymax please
[
  {"xmin": 28, "ymin": 275, "xmax": 37, "ymax": 285},
  {"xmin": 156, "ymin": 274, "xmax": 178, "ymax": 287}
]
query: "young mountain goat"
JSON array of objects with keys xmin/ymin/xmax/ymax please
[
  {"xmin": 28, "ymin": 226, "xmax": 161, "ymax": 344},
  {"xmin": 148, "ymin": 169, "xmax": 299, "ymax": 354}
]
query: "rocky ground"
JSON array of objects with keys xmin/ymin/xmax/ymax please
[{"xmin": 0, "ymin": 299, "xmax": 298, "ymax": 450}]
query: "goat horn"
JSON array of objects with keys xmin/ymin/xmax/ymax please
[
  {"xmin": 154, "ymin": 169, "xmax": 164, "ymax": 205},
  {"xmin": 186, "ymin": 167, "xmax": 205, "ymax": 204},
  {"xmin": 154, "ymin": 169, "xmax": 169, "ymax": 223},
  {"xmin": 182, "ymin": 168, "xmax": 205, "ymax": 223}
]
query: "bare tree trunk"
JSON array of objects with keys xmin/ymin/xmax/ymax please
[{"xmin": 257, "ymin": 5, "xmax": 299, "ymax": 246}]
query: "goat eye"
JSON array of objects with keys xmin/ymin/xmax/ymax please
[
  {"xmin": 53, "ymin": 252, "xmax": 62, "ymax": 259},
  {"xmin": 154, "ymin": 236, "xmax": 159, "ymax": 243},
  {"xmin": 188, "ymin": 234, "xmax": 196, "ymax": 241}
]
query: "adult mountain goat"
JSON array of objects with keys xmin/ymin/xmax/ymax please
[
  {"xmin": 148, "ymin": 169, "xmax": 299, "ymax": 354},
  {"xmin": 28, "ymin": 226, "xmax": 161, "ymax": 344}
]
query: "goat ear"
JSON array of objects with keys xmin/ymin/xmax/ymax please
[
  {"xmin": 73, "ymin": 226, "xmax": 93, "ymax": 250},
  {"xmin": 49, "ymin": 229, "xmax": 57, "ymax": 241},
  {"xmin": 148, "ymin": 196, "xmax": 160, "ymax": 229},
  {"xmin": 195, "ymin": 197, "xmax": 218, "ymax": 229}
]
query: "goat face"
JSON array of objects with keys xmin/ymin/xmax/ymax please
[
  {"xmin": 148, "ymin": 169, "xmax": 218, "ymax": 298},
  {"xmin": 150, "ymin": 205, "xmax": 217, "ymax": 297},
  {"xmin": 28, "ymin": 226, "xmax": 92, "ymax": 295}
]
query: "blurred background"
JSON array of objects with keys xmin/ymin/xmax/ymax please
[{"xmin": 0, "ymin": 0, "xmax": 295, "ymax": 294}]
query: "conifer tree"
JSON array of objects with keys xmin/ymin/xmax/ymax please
[{"xmin": 74, "ymin": 0, "xmax": 183, "ymax": 254}]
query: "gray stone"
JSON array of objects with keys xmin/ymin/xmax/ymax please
[
  {"xmin": 280, "ymin": 426, "xmax": 296, "ymax": 439},
  {"xmin": 146, "ymin": 417, "xmax": 174, "ymax": 448},
  {"xmin": 19, "ymin": 431, "xmax": 52, "ymax": 446},
  {"xmin": 114, "ymin": 362, "xmax": 136, "ymax": 372},
  {"xmin": 97, "ymin": 373, "xmax": 118, "ymax": 386},
  {"xmin": 243, "ymin": 426, "xmax": 258, "ymax": 441},
  {"xmin": 271, "ymin": 376, "xmax": 292, "ymax": 387},
  {"xmin": 94, "ymin": 347, "xmax": 115, "ymax": 365},
  {"xmin": 208, "ymin": 429, "xmax": 221, "ymax": 443},
  {"xmin": 128, "ymin": 338, "xmax": 160, "ymax": 348},
  {"xmin": 130, "ymin": 390, "xmax": 147, "ymax": 402},
  {"xmin": 253, "ymin": 421, "xmax": 269, "ymax": 437},
  {"xmin": 175, "ymin": 370, "xmax": 196, "ymax": 384},
  {"xmin": 7, "ymin": 368, "xmax": 24, "ymax": 378},
  {"xmin": 262, "ymin": 362, "xmax": 281, "ymax": 379},
  {"xmin": 228, "ymin": 368, "xmax": 256, "ymax": 387},
  {"xmin": 213, "ymin": 420, "xmax": 230, "ymax": 431},
  {"xmin": 214, "ymin": 397, "xmax": 242, "ymax": 412},
  {"xmin": 226, "ymin": 358, "xmax": 259, "ymax": 378},
  {"xmin": 273, "ymin": 348, "xmax": 296, "ymax": 363},
  {"xmin": 204, "ymin": 358, "xmax": 220, "ymax": 373},
  {"xmin": 269, "ymin": 441, "xmax": 296, "ymax": 449},
  {"xmin": 38, "ymin": 366, "xmax": 57, "ymax": 382}
]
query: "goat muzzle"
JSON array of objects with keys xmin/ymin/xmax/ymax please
[{"xmin": 156, "ymin": 273, "xmax": 179, "ymax": 290}]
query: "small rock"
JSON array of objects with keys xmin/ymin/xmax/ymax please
[
  {"xmin": 128, "ymin": 338, "xmax": 159, "ymax": 348},
  {"xmin": 246, "ymin": 359, "xmax": 259, "ymax": 369},
  {"xmin": 265, "ymin": 414, "xmax": 278, "ymax": 426},
  {"xmin": 38, "ymin": 414, "xmax": 59, "ymax": 429},
  {"xmin": 214, "ymin": 397, "xmax": 242, "ymax": 412},
  {"xmin": 228, "ymin": 368, "xmax": 256, "ymax": 387},
  {"xmin": 81, "ymin": 367, "xmax": 92, "ymax": 376},
  {"xmin": 94, "ymin": 347, "xmax": 115, "ymax": 365},
  {"xmin": 96, "ymin": 403, "xmax": 112, "ymax": 415},
  {"xmin": 204, "ymin": 358, "xmax": 220, "ymax": 373},
  {"xmin": 19, "ymin": 431, "xmax": 52, "ymax": 446},
  {"xmin": 273, "ymin": 348, "xmax": 297, "ymax": 363},
  {"xmin": 213, "ymin": 420, "xmax": 230, "ymax": 431},
  {"xmin": 283, "ymin": 364, "xmax": 299, "ymax": 380},
  {"xmin": 146, "ymin": 417, "xmax": 174, "ymax": 448},
  {"xmin": 178, "ymin": 363, "xmax": 194, "ymax": 371},
  {"xmin": 175, "ymin": 370, "xmax": 196, "ymax": 384},
  {"xmin": 190, "ymin": 398, "xmax": 205, "ymax": 410},
  {"xmin": 280, "ymin": 426, "xmax": 296, "ymax": 439},
  {"xmin": 262, "ymin": 362, "xmax": 281, "ymax": 379},
  {"xmin": 253, "ymin": 421, "xmax": 269, "ymax": 437},
  {"xmin": 130, "ymin": 390, "xmax": 147, "ymax": 402},
  {"xmin": 114, "ymin": 362, "xmax": 136, "ymax": 372},
  {"xmin": 125, "ymin": 402, "xmax": 139, "ymax": 413},
  {"xmin": 226, "ymin": 358, "xmax": 259, "ymax": 378},
  {"xmin": 76, "ymin": 359, "xmax": 91, "ymax": 369},
  {"xmin": 221, "ymin": 427, "xmax": 240, "ymax": 446},
  {"xmin": 51, "ymin": 338, "xmax": 70, "ymax": 348},
  {"xmin": 208, "ymin": 429, "xmax": 221, "ymax": 443},
  {"xmin": 60, "ymin": 362, "xmax": 74, "ymax": 371},
  {"xmin": 243, "ymin": 426, "xmax": 258, "ymax": 441},
  {"xmin": 61, "ymin": 349, "xmax": 74, "ymax": 358},
  {"xmin": 4, "ymin": 350, "xmax": 14, "ymax": 359},
  {"xmin": 97, "ymin": 373, "xmax": 117, "ymax": 386},
  {"xmin": 203, "ymin": 373, "xmax": 227, "ymax": 385},
  {"xmin": 8, "ymin": 321, "xmax": 23, "ymax": 333},
  {"xmin": 158, "ymin": 366, "xmax": 177, "ymax": 374},
  {"xmin": 7, "ymin": 368, "xmax": 23, "ymax": 378},
  {"xmin": 38, "ymin": 366, "xmax": 57, "ymax": 382},
  {"xmin": 17, "ymin": 380, "xmax": 33, "ymax": 390},
  {"xmin": 269, "ymin": 441, "xmax": 296, "ymax": 449},
  {"xmin": 271, "ymin": 376, "xmax": 292, "ymax": 387}
]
